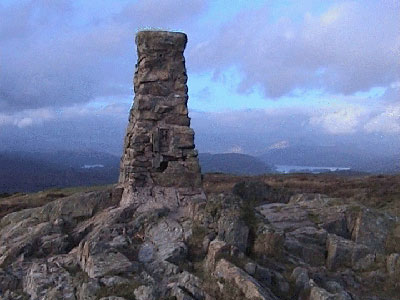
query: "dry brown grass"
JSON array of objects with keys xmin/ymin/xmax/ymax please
[
  {"xmin": 203, "ymin": 173, "xmax": 400, "ymax": 216},
  {"xmin": 0, "ymin": 185, "xmax": 112, "ymax": 221},
  {"xmin": 2, "ymin": 173, "xmax": 400, "ymax": 222}
]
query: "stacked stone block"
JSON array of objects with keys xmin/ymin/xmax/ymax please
[{"xmin": 119, "ymin": 31, "xmax": 203, "ymax": 201}]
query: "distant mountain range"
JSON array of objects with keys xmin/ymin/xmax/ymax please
[
  {"xmin": 0, "ymin": 151, "xmax": 275, "ymax": 193},
  {"xmin": 0, "ymin": 151, "xmax": 120, "ymax": 194},
  {"xmin": 259, "ymin": 145, "xmax": 400, "ymax": 174},
  {"xmin": 0, "ymin": 148, "xmax": 398, "ymax": 194},
  {"xmin": 198, "ymin": 153, "xmax": 274, "ymax": 175}
]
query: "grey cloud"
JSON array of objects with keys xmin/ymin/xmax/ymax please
[
  {"xmin": 0, "ymin": 0, "xmax": 207, "ymax": 113},
  {"xmin": 381, "ymin": 84, "xmax": 400, "ymax": 103},
  {"xmin": 0, "ymin": 107, "xmax": 320, "ymax": 154},
  {"xmin": 191, "ymin": 108, "xmax": 324, "ymax": 154},
  {"xmin": 0, "ymin": 108, "xmax": 55, "ymax": 129},
  {"xmin": 116, "ymin": 0, "xmax": 208, "ymax": 28},
  {"xmin": 0, "ymin": 0, "xmax": 73, "ymax": 40},
  {"xmin": 188, "ymin": 1, "xmax": 400, "ymax": 98},
  {"xmin": 0, "ymin": 1, "xmax": 131, "ymax": 112},
  {"xmin": 0, "ymin": 2, "xmax": 33, "ymax": 40},
  {"xmin": 0, "ymin": 105, "xmax": 399, "ymax": 158},
  {"xmin": 0, "ymin": 103, "xmax": 130, "ymax": 154}
]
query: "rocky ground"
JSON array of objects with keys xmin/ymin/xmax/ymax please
[{"xmin": 0, "ymin": 174, "xmax": 400, "ymax": 300}]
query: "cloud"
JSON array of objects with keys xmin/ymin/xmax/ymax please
[
  {"xmin": 189, "ymin": 1, "xmax": 400, "ymax": 97},
  {"xmin": 0, "ymin": 103, "xmax": 130, "ymax": 154},
  {"xmin": 0, "ymin": 3, "xmax": 130, "ymax": 112},
  {"xmin": 0, "ymin": 108, "xmax": 55, "ymax": 129},
  {"xmin": 116, "ymin": 0, "xmax": 208, "ymax": 28},
  {"xmin": 0, "ymin": 0, "xmax": 73, "ymax": 41},
  {"xmin": 190, "ymin": 108, "xmax": 322, "ymax": 154},
  {"xmin": 269, "ymin": 140, "xmax": 290, "ymax": 150},
  {"xmin": 0, "ymin": 0, "xmax": 207, "ymax": 113},
  {"xmin": 380, "ymin": 83, "xmax": 400, "ymax": 103},
  {"xmin": 0, "ymin": 103, "xmax": 399, "ymax": 157},
  {"xmin": 364, "ymin": 105, "xmax": 400, "ymax": 134},
  {"xmin": 228, "ymin": 145, "xmax": 243, "ymax": 153},
  {"xmin": 309, "ymin": 106, "xmax": 367, "ymax": 134},
  {"xmin": 1, "ymin": 0, "xmax": 398, "ymax": 159}
]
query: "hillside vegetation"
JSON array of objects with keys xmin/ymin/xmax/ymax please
[{"xmin": 2, "ymin": 173, "xmax": 400, "ymax": 221}]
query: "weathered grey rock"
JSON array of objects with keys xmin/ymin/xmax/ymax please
[
  {"xmin": 100, "ymin": 276, "xmax": 130, "ymax": 287},
  {"xmin": 309, "ymin": 285, "xmax": 336, "ymax": 300},
  {"xmin": 253, "ymin": 224, "xmax": 285, "ymax": 259},
  {"xmin": 0, "ymin": 189, "xmax": 114, "ymax": 230},
  {"xmin": 0, "ymin": 190, "xmax": 115, "ymax": 267},
  {"xmin": 214, "ymin": 259, "xmax": 278, "ymax": 300},
  {"xmin": 386, "ymin": 253, "xmax": 400, "ymax": 275},
  {"xmin": 270, "ymin": 270, "xmax": 290, "ymax": 295},
  {"xmin": 323, "ymin": 281, "xmax": 352, "ymax": 299},
  {"xmin": 0, "ymin": 268, "xmax": 18, "ymax": 293},
  {"xmin": 217, "ymin": 210, "xmax": 249, "ymax": 252},
  {"xmin": 309, "ymin": 279, "xmax": 352, "ymax": 300},
  {"xmin": 205, "ymin": 240, "xmax": 231, "ymax": 272},
  {"xmin": 138, "ymin": 243, "xmax": 155, "ymax": 263},
  {"xmin": 257, "ymin": 203, "xmax": 315, "ymax": 232},
  {"xmin": 76, "ymin": 280, "xmax": 100, "ymax": 300},
  {"xmin": 146, "ymin": 217, "xmax": 188, "ymax": 263},
  {"xmin": 320, "ymin": 211, "xmax": 349, "ymax": 239},
  {"xmin": 202, "ymin": 235, "xmax": 212, "ymax": 254},
  {"xmin": 349, "ymin": 208, "xmax": 397, "ymax": 253},
  {"xmin": 0, "ymin": 221, "xmax": 60, "ymax": 267},
  {"xmin": 77, "ymin": 241, "xmax": 133, "ymax": 278},
  {"xmin": 72, "ymin": 205, "xmax": 143, "ymax": 279},
  {"xmin": 254, "ymin": 265, "xmax": 273, "ymax": 286},
  {"xmin": 0, "ymin": 290, "xmax": 28, "ymax": 300},
  {"xmin": 244, "ymin": 262, "xmax": 257, "ymax": 275},
  {"xmin": 290, "ymin": 267, "xmax": 310, "ymax": 291},
  {"xmin": 134, "ymin": 285, "xmax": 156, "ymax": 300},
  {"xmin": 146, "ymin": 260, "xmax": 179, "ymax": 277},
  {"xmin": 23, "ymin": 261, "xmax": 76, "ymax": 300},
  {"xmin": 285, "ymin": 226, "xmax": 327, "ymax": 266},
  {"xmin": 352, "ymin": 253, "xmax": 382, "ymax": 271},
  {"xmin": 326, "ymin": 234, "xmax": 370, "ymax": 271},
  {"xmin": 168, "ymin": 271, "xmax": 210, "ymax": 300}
]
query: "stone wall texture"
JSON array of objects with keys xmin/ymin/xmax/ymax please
[{"xmin": 118, "ymin": 31, "xmax": 204, "ymax": 210}]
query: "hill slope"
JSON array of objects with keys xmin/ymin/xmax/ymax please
[
  {"xmin": 0, "ymin": 151, "xmax": 276, "ymax": 193},
  {"xmin": 0, "ymin": 151, "xmax": 120, "ymax": 193},
  {"xmin": 199, "ymin": 153, "xmax": 275, "ymax": 175},
  {"xmin": 260, "ymin": 145, "xmax": 399, "ymax": 173}
]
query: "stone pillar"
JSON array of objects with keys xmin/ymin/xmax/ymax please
[{"xmin": 118, "ymin": 31, "xmax": 205, "ymax": 213}]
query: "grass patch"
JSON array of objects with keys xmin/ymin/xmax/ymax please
[
  {"xmin": 204, "ymin": 174, "xmax": 400, "ymax": 217},
  {"xmin": 307, "ymin": 212, "xmax": 320, "ymax": 224},
  {"xmin": 0, "ymin": 184, "xmax": 112, "ymax": 221},
  {"xmin": 187, "ymin": 223, "xmax": 208, "ymax": 262},
  {"xmin": 0, "ymin": 193, "xmax": 12, "ymax": 199}
]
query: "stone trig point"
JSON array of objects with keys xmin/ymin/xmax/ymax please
[{"xmin": 118, "ymin": 30, "xmax": 206, "ymax": 214}]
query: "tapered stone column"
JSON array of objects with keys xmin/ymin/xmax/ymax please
[{"xmin": 118, "ymin": 31, "xmax": 205, "ymax": 214}]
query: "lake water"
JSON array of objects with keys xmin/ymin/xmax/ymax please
[{"xmin": 276, "ymin": 165, "xmax": 351, "ymax": 174}]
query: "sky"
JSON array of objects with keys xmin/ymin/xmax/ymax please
[{"xmin": 0, "ymin": 0, "xmax": 399, "ymax": 158}]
